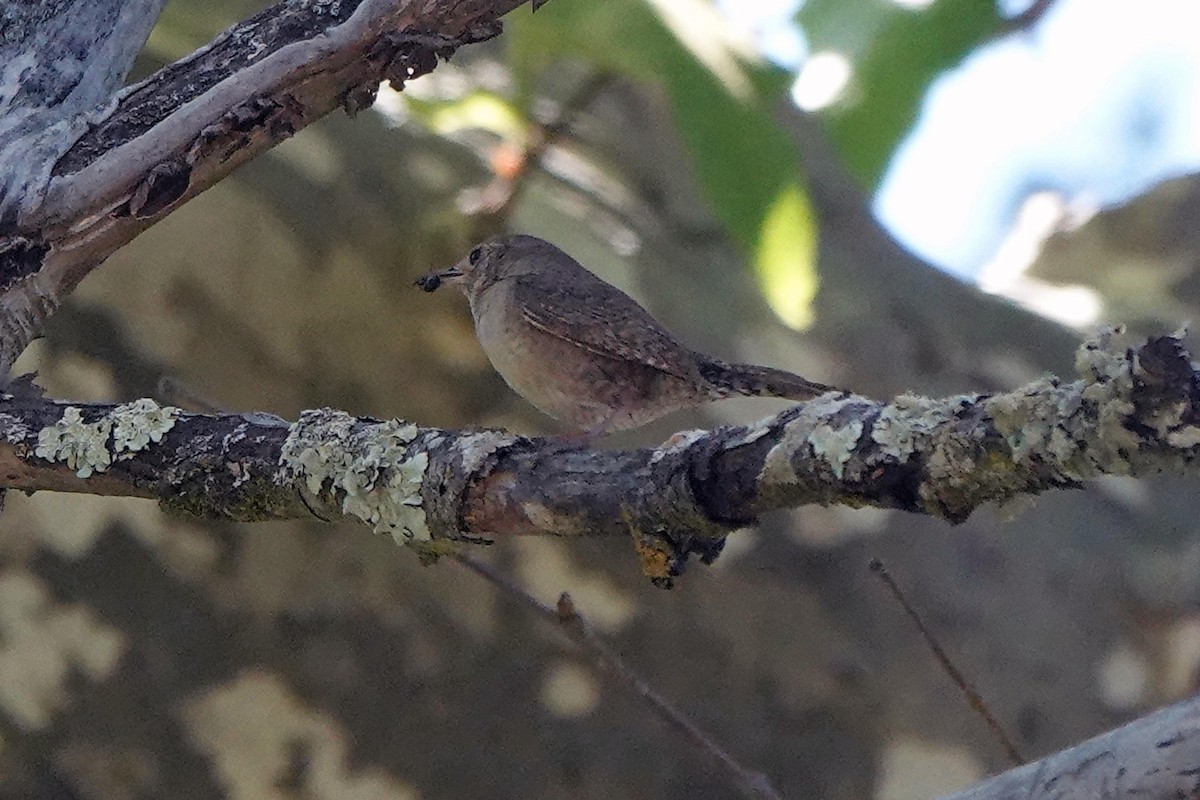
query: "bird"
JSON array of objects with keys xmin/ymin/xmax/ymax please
[{"xmin": 417, "ymin": 234, "xmax": 838, "ymax": 437}]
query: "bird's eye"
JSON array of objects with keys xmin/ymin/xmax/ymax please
[{"xmin": 468, "ymin": 246, "xmax": 483, "ymax": 265}]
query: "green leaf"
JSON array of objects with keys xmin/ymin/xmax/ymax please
[
  {"xmin": 799, "ymin": 0, "xmax": 1005, "ymax": 186},
  {"xmin": 756, "ymin": 183, "xmax": 817, "ymax": 329},
  {"xmin": 508, "ymin": 0, "xmax": 819, "ymax": 329}
]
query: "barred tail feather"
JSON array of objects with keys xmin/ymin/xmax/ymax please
[{"xmin": 697, "ymin": 357, "xmax": 836, "ymax": 401}]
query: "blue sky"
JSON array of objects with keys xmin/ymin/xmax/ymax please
[{"xmin": 721, "ymin": 0, "xmax": 1200, "ymax": 278}]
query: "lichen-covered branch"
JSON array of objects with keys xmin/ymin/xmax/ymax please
[
  {"xmin": 0, "ymin": 0, "xmax": 533, "ymax": 374},
  {"xmin": 0, "ymin": 331, "xmax": 1198, "ymax": 584},
  {"xmin": 937, "ymin": 692, "xmax": 1200, "ymax": 799}
]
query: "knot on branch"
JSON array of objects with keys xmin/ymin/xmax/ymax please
[{"xmin": 0, "ymin": 236, "xmax": 48, "ymax": 289}]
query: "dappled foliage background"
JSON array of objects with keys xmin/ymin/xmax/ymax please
[{"xmin": 3, "ymin": 1, "xmax": 1200, "ymax": 798}]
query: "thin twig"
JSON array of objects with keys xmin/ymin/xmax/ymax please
[
  {"xmin": 472, "ymin": 72, "xmax": 616, "ymax": 226},
  {"xmin": 452, "ymin": 551, "xmax": 784, "ymax": 800},
  {"xmin": 869, "ymin": 558, "xmax": 1026, "ymax": 766},
  {"xmin": 505, "ymin": 72, "xmax": 615, "ymax": 207}
]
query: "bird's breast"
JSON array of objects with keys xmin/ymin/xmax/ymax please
[{"xmin": 472, "ymin": 284, "xmax": 663, "ymax": 429}]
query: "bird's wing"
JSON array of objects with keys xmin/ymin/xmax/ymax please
[{"xmin": 512, "ymin": 270, "xmax": 702, "ymax": 382}]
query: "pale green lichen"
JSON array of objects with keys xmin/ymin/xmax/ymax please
[
  {"xmin": 111, "ymin": 398, "xmax": 180, "ymax": 455},
  {"xmin": 279, "ymin": 409, "xmax": 431, "ymax": 543},
  {"xmin": 1168, "ymin": 426, "xmax": 1200, "ymax": 448},
  {"xmin": 0, "ymin": 413, "xmax": 30, "ymax": 444},
  {"xmin": 870, "ymin": 394, "xmax": 961, "ymax": 461},
  {"xmin": 990, "ymin": 333, "xmax": 1145, "ymax": 479},
  {"xmin": 991, "ymin": 381, "xmax": 1098, "ymax": 480},
  {"xmin": 35, "ymin": 399, "xmax": 183, "ymax": 478},
  {"xmin": 1144, "ymin": 400, "xmax": 1189, "ymax": 437},
  {"xmin": 758, "ymin": 419, "xmax": 805, "ymax": 489},
  {"xmin": 809, "ymin": 420, "xmax": 863, "ymax": 479},
  {"xmin": 988, "ymin": 378, "xmax": 1065, "ymax": 466},
  {"xmin": 758, "ymin": 397, "xmax": 859, "ymax": 487},
  {"xmin": 1074, "ymin": 326, "xmax": 1126, "ymax": 381},
  {"xmin": 35, "ymin": 407, "xmax": 112, "ymax": 478}
]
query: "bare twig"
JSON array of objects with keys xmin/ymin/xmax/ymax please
[
  {"xmin": 470, "ymin": 72, "xmax": 616, "ymax": 225},
  {"xmin": 870, "ymin": 559, "xmax": 1025, "ymax": 766},
  {"xmin": 503, "ymin": 73, "xmax": 616, "ymax": 208},
  {"xmin": 451, "ymin": 551, "xmax": 784, "ymax": 800}
]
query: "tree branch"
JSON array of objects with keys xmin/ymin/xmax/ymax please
[
  {"xmin": 0, "ymin": 0, "xmax": 535, "ymax": 375},
  {"xmin": 1, "ymin": 330, "xmax": 1197, "ymax": 584},
  {"xmin": 0, "ymin": 0, "xmax": 169, "ymax": 225},
  {"xmin": 937, "ymin": 692, "xmax": 1200, "ymax": 799}
]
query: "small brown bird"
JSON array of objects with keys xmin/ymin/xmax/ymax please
[{"xmin": 418, "ymin": 234, "xmax": 836, "ymax": 436}]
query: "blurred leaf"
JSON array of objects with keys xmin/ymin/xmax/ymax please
[
  {"xmin": 757, "ymin": 183, "xmax": 817, "ymax": 328},
  {"xmin": 508, "ymin": 0, "xmax": 818, "ymax": 329},
  {"xmin": 800, "ymin": 0, "xmax": 1004, "ymax": 186},
  {"xmin": 404, "ymin": 92, "xmax": 526, "ymax": 140}
]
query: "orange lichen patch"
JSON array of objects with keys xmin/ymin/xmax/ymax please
[{"xmin": 630, "ymin": 532, "xmax": 674, "ymax": 583}]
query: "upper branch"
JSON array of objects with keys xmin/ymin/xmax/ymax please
[
  {"xmin": 937, "ymin": 691, "xmax": 1200, "ymax": 799},
  {"xmin": 0, "ymin": 331, "xmax": 1197, "ymax": 583},
  {"xmin": 0, "ymin": 0, "xmax": 533, "ymax": 375},
  {"xmin": 0, "ymin": 0, "xmax": 169, "ymax": 225}
]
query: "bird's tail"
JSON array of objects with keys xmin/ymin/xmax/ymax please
[{"xmin": 698, "ymin": 357, "xmax": 837, "ymax": 401}]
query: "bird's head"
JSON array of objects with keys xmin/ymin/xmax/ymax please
[{"xmin": 416, "ymin": 234, "xmax": 557, "ymax": 300}]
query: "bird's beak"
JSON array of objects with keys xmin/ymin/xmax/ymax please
[{"xmin": 415, "ymin": 265, "xmax": 464, "ymax": 292}]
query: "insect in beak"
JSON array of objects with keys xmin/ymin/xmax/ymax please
[{"xmin": 414, "ymin": 266, "xmax": 463, "ymax": 292}]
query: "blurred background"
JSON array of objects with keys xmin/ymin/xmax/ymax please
[{"xmin": 4, "ymin": 0, "xmax": 1200, "ymax": 797}]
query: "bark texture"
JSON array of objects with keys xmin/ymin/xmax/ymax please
[
  {"xmin": 0, "ymin": 0, "xmax": 528, "ymax": 374},
  {"xmin": 0, "ymin": 0, "xmax": 168, "ymax": 223},
  {"xmin": 4, "ymin": 331, "xmax": 1198, "ymax": 584},
  {"xmin": 939, "ymin": 694, "xmax": 1200, "ymax": 799}
]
